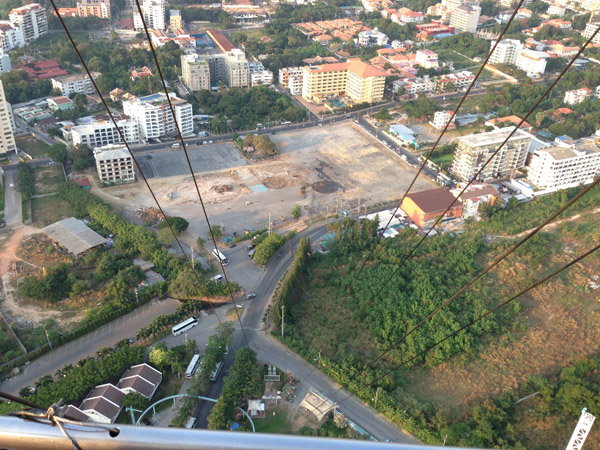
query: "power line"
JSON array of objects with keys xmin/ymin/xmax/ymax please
[
  {"xmin": 47, "ymin": 0, "xmax": 236, "ymax": 344},
  {"xmin": 297, "ymin": 0, "xmax": 530, "ymax": 381},
  {"xmin": 133, "ymin": 0, "xmax": 249, "ymax": 347},
  {"xmin": 309, "ymin": 19, "xmax": 600, "ymax": 411},
  {"xmin": 328, "ymin": 242, "xmax": 600, "ymax": 411}
]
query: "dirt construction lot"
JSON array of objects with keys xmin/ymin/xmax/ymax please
[{"xmin": 92, "ymin": 122, "xmax": 436, "ymax": 240}]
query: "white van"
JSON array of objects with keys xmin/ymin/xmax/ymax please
[{"xmin": 211, "ymin": 274, "xmax": 223, "ymax": 283}]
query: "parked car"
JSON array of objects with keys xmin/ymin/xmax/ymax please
[
  {"xmin": 246, "ymin": 293, "xmax": 256, "ymax": 300},
  {"xmin": 246, "ymin": 244, "xmax": 255, "ymax": 251}
]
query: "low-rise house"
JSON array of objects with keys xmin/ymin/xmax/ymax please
[
  {"xmin": 80, "ymin": 384, "xmax": 126, "ymax": 424},
  {"xmin": 451, "ymin": 184, "xmax": 499, "ymax": 218},
  {"xmin": 401, "ymin": 188, "xmax": 463, "ymax": 229},
  {"xmin": 47, "ymin": 96, "xmax": 74, "ymax": 111},
  {"xmin": 117, "ymin": 363, "xmax": 162, "ymax": 399}
]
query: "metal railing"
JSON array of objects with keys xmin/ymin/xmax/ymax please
[{"xmin": 0, "ymin": 416, "xmax": 482, "ymax": 450}]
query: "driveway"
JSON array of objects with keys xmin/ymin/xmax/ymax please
[{"xmin": 3, "ymin": 168, "xmax": 22, "ymax": 228}]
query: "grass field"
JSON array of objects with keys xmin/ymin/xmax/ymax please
[
  {"xmin": 34, "ymin": 165, "xmax": 65, "ymax": 195},
  {"xmin": 252, "ymin": 407, "xmax": 294, "ymax": 434},
  {"xmin": 31, "ymin": 195, "xmax": 76, "ymax": 226},
  {"xmin": 430, "ymin": 152, "xmax": 454, "ymax": 169},
  {"xmin": 15, "ymin": 135, "xmax": 50, "ymax": 159}
]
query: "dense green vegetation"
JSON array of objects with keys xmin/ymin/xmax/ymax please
[
  {"xmin": 0, "ymin": 344, "xmax": 144, "ymax": 414},
  {"xmin": 16, "ymin": 163, "xmax": 34, "ymax": 201},
  {"xmin": 189, "ymin": 87, "xmax": 306, "ymax": 133},
  {"xmin": 0, "ymin": 71, "xmax": 54, "ymax": 104},
  {"xmin": 172, "ymin": 323, "xmax": 232, "ymax": 427},
  {"xmin": 207, "ymin": 347, "xmax": 262, "ymax": 430},
  {"xmin": 429, "ymin": 33, "xmax": 491, "ymax": 60},
  {"xmin": 443, "ymin": 358, "xmax": 600, "ymax": 448},
  {"xmin": 254, "ymin": 233, "xmax": 287, "ymax": 266},
  {"xmin": 273, "ymin": 184, "xmax": 600, "ymax": 445},
  {"xmin": 478, "ymin": 184, "xmax": 600, "ymax": 235},
  {"xmin": 6, "ymin": 36, "xmax": 182, "ymax": 103}
]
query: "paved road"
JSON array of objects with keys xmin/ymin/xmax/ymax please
[
  {"xmin": 3, "ymin": 169, "xmax": 22, "ymax": 228},
  {"xmin": 14, "ymin": 118, "xmax": 54, "ymax": 146},
  {"xmin": 0, "ymin": 299, "xmax": 179, "ymax": 394}
]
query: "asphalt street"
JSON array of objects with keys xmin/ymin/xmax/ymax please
[
  {"xmin": 2, "ymin": 169, "xmax": 22, "ymax": 228},
  {"xmin": 0, "ymin": 299, "xmax": 180, "ymax": 394}
]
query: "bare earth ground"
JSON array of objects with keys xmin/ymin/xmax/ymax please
[
  {"xmin": 89, "ymin": 123, "xmax": 436, "ymax": 241},
  {"xmin": 0, "ymin": 227, "xmax": 81, "ymax": 327}
]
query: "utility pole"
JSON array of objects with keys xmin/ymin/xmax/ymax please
[
  {"xmin": 44, "ymin": 327, "xmax": 52, "ymax": 350},
  {"xmin": 373, "ymin": 387, "xmax": 380, "ymax": 409},
  {"xmin": 134, "ymin": 288, "xmax": 139, "ymax": 305},
  {"xmin": 281, "ymin": 305, "xmax": 285, "ymax": 337},
  {"xmin": 191, "ymin": 247, "xmax": 195, "ymax": 270},
  {"xmin": 268, "ymin": 212, "xmax": 272, "ymax": 234}
]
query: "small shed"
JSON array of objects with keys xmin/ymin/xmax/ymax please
[
  {"xmin": 43, "ymin": 217, "xmax": 107, "ymax": 256},
  {"xmin": 248, "ymin": 399, "xmax": 266, "ymax": 418}
]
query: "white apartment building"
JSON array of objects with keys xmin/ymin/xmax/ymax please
[
  {"xmin": 515, "ymin": 49, "xmax": 548, "ymax": 78},
  {"xmin": 489, "ymin": 39, "xmax": 523, "ymax": 65},
  {"xmin": 415, "ymin": 50, "xmax": 438, "ymax": 69},
  {"xmin": 451, "ymin": 127, "xmax": 532, "ymax": 181},
  {"xmin": 133, "ymin": 0, "xmax": 166, "ymax": 30},
  {"xmin": 0, "ymin": 81, "xmax": 16, "ymax": 155},
  {"xmin": 0, "ymin": 51, "xmax": 12, "ymax": 74},
  {"xmin": 194, "ymin": 50, "xmax": 250, "ymax": 88},
  {"xmin": 547, "ymin": 5, "xmax": 566, "ymax": 16},
  {"xmin": 449, "ymin": 4, "xmax": 481, "ymax": 34},
  {"xmin": 0, "ymin": 21, "xmax": 25, "ymax": 52},
  {"xmin": 94, "ymin": 144, "xmax": 135, "ymax": 183},
  {"xmin": 249, "ymin": 61, "xmax": 273, "ymax": 86},
  {"xmin": 9, "ymin": 3, "xmax": 47, "ymax": 44},
  {"xmin": 279, "ymin": 66, "xmax": 304, "ymax": 95},
  {"xmin": 583, "ymin": 21, "xmax": 600, "ymax": 45},
  {"xmin": 51, "ymin": 73, "xmax": 98, "ymax": 97},
  {"xmin": 564, "ymin": 88, "xmax": 592, "ymax": 105},
  {"xmin": 430, "ymin": 110, "xmax": 455, "ymax": 129},
  {"xmin": 123, "ymin": 92, "xmax": 193, "ymax": 140},
  {"xmin": 393, "ymin": 77, "xmax": 437, "ymax": 95},
  {"xmin": 70, "ymin": 115, "xmax": 140, "ymax": 148},
  {"xmin": 528, "ymin": 141, "xmax": 600, "ymax": 190},
  {"xmin": 357, "ymin": 28, "xmax": 389, "ymax": 47},
  {"xmin": 181, "ymin": 54, "xmax": 211, "ymax": 92}
]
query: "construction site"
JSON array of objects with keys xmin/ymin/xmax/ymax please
[{"xmin": 94, "ymin": 122, "xmax": 436, "ymax": 239}]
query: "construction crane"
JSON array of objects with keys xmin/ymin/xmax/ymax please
[{"xmin": 566, "ymin": 408, "xmax": 596, "ymax": 450}]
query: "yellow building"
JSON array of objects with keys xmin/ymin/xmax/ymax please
[
  {"xmin": 169, "ymin": 10, "xmax": 182, "ymax": 30},
  {"xmin": 77, "ymin": 0, "xmax": 111, "ymax": 19},
  {"xmin": 301, "ymin": 59, "xmax": 386, "ymax": 105},
  {"xmin": 181, "ymin": 54, "xmax": 211, "ymax": 92}
]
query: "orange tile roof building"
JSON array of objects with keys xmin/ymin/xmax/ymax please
[
  {"xmin": 401, "ymin": 188, "xmax": 463, "ymax": 229},
  {"xmin": 302, "ymin": 59, "xmax": 387, "ymax": 105},
  {"xmin": 77, "ymin": 0, "xmax": 111, "ymax": 19}
]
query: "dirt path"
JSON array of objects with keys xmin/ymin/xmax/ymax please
[
  {"xmin": 0, "ymin": 228, "xmax": 24, "ymax": 277},
  {"xmin": 492, "ymin": 207, "xmax": 600, "ymax": 240}
]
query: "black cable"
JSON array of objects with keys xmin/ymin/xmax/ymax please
[
  {"xmin": 47, "ymin": 0, "xmax": 233, "ymax": 341},
  {"xmin": 0, "ymin": 391, "xmax": 45, "ymax": 410},
  {"xmin": 328, "ymin": 242, "xmax": 600, "ymax": 410},
  {"xmin": 133, "ymin": 0, "xmax": 249, "ymax": 346},
  {"xmin": 297, "ymin": 0, "xmax": 530, "ymax": 380}
]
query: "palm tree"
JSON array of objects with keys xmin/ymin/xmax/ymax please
[
  {"xmin": 34, "ymin": 375, "xmax": 53, "ymax": 390},
  {"xmin": 95, "ymin": 347, "xmax": 113, "ymax": 360},
  {"xmin": 55, "ymin": 368, "xmax": 66, "ymax": 379},
  {"xmin": 19, "ymin": 387, "xmax": 32, "ymax": 398}
]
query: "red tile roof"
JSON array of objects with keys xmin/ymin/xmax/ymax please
[
  {"xmin": 406, "ymin": 188, "xmax": 461, "ymax": 214},
  {"xmin": 207, "ymin": 29, "xmax": 235, "ymax": 52}
]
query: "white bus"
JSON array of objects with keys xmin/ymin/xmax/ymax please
[
  {"xmin": 185, "ymin": 354, "xmax": 201, "ymax": 379},
  {"xmin": 172, "ymin": 317, "xmax": 199, "ymax": 336},
  {"xmin": 185, "ymin": 417, "xmax": 196, "ymax": 429},
  {"xmin": 209, "ymin": 360, "xmax": 224, "ymax": 382},
  {"xmin": 211, "ymin": 249, "xmax": 229, "ymax": 266}
]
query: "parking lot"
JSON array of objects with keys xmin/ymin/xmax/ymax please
[{"xmin": 135, "ymin": 143, "xmax": 247, "ymax": 178}]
